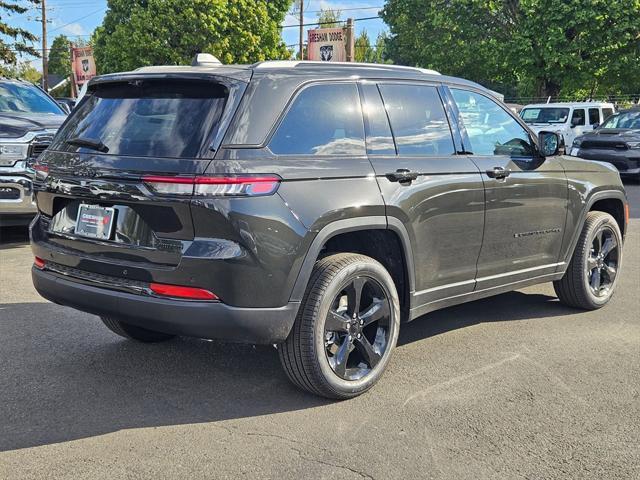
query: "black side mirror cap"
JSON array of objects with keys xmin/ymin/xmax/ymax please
[{"xmin": 538, "ymin": 131, "xmax": 564, "ymax": 157}]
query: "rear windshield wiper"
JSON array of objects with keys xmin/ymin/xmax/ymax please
[{"xmin": 65, "ymin": 136, "xmax": 109, "ymax": 153}]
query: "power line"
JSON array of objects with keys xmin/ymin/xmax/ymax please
[
  {"xmin": 48, "ymin": 7, "xmax": 106, "ymax": 34},
  {"xmin": 281, "ymin": 15, "xmax": 381, "ymax": 29}
]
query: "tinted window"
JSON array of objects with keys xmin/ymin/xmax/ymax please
[
  {"xmin": 52, "ymin": 81, "xmax": 228, "ymax": 158},
  {"xmin": 360, "ymin": 84, "xmax": 395, "ymax": 155},
  {"xmin": 588, "ymin": 108, "xmax": 600, "ymax": 125},
  {"xmin": 521, "ymin": 107, "xmax": 569, "ymax": 124},
  {"xmin": 378, "ymin": 84, "xmax": 454, "ymax": 156},
  {"xmin": 602, "ymin": 108, "xmax": 614, "ymax": 121},
  {"xmin": 269, "ymin": 83, "xmax": 365, "ymax": 155},
  {"xmin": 0, "ymin": 81, "xmax": 63, "ymax": 115},
  {"xmin": 571, "ymin": 109, "xmax": 585, "ymax": 126},
  {"xmin": 451, "ymin": 89, "xmax": 534, "ymax": 157}
]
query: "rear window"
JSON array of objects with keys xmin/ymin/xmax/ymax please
[{"xmin": 51, "ymin": 80, "xmax": 228, "ymax": 158}]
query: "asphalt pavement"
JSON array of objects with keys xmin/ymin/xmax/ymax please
[{"xmin": 0, "ymin": 182, "xmax": 638, "ymax": 479}]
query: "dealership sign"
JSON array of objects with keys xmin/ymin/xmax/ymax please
[
  {"xmin": 71, "ymin": 46, "xmax": 97, "ymax": 89},
  {"xmin": 308, "ymin": 27, "xmax": 349, "ymax": 62}
]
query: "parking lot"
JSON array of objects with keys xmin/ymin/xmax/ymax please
[{"xmin": 0, "ymin": 183, "xmax": 638, "ymax": 480}]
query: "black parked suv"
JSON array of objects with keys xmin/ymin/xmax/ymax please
[
  {"xmin": 571, "ymin": 107, "xmax": 640, "ymax": 180},
  {"xmin": 30, "ymin": 59, "xmax": 628, "ymax": 398}
]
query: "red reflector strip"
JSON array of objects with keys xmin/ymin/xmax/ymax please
[
  {"xmin": 149, "ymin": 282, "xmax": 218, "ymax": 301},
  {"xmin": 34, "ymin": 256, "xmax": 46, "ymax": 269},
  {"xmin": 194, "ymin": 176, "xmax": 280, "ymax": 184}
]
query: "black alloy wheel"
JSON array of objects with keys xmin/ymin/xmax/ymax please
[
  {"xmin": 323, "ymin": 276, "xmax": 391, "ymax": 381},
  {"xmin": 586, "ymin": 224, "xmax": 619, "ymax": 297}
]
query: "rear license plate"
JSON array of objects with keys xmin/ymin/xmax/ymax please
[{"xmin": 74, "ymin": 204, "xmax": 115, "ymax": 240}]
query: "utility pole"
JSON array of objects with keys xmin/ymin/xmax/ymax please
[
  {"xmin": 345, "ymin": 18, "xmax": 354, "ymax": 62},
  {"xmin": 298, "ymin": 0, "xmax": 304, "ymax": 60},
  {"xmin": 41, "ymin": 0, "xmax": 48, "ymax": 91}
]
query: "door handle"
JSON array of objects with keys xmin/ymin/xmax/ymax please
[
  {"xmin": 385, "ymin": 169, "xmax": 419, "ymax": 184},
  {"xmin": 486, "ymin": 167, "xmax": 510, "ymax": 179}
]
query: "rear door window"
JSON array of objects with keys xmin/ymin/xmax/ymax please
[
  {"xmin": 588, "ymin": 108, "xmax": 600, "ymax": 125},
  {"xmin": 602, "ymin": 108, "xmax": 614, "ymax": 121},
  {"xmin": 269, "ymin": 83, "xmax": 365, "ymax": 156},
  {"xmin": 571, "ymin": 108, "xmax": 586, "ymax": 126},
  {"xmin": 378, "ymin": 84, "xmax": 454, "ymax": 156},
  {"xmin": 360, "ymin": 83, "xmax": 396, "ymax": 155},
  {"xmin": 52, "ymin": 80, "xmax": 229, "ymax": 158}
]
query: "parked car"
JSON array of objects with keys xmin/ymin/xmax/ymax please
[
  {"xmin": 0, "ymin": 78, "xmax": 66, "ymax": 226},
  {"xmin": 520, "ymin": 102, "xmax": 615, "ymax": 149},
  {"xmin": 30, "ymin": 58, "xmax": 628, "ymax": 398},
  {"xmin": 570, "ymin": 107, "xmax": 640, "ymax": 180}
]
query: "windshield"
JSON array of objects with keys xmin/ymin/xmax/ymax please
[
  {"xmin": 520, "ymin": 107, "xmax": 569, "ymax": 124},
  {"xmin": 600, "ymin": 111, "xmax": 640, "ymax": 129},
  {"xmin": 0, "ymin": 81, "xmax": 64, "ymax": 115},
  {"xmin": 51, "ymin": 80, "xmax": 229, "ymax": 158}
]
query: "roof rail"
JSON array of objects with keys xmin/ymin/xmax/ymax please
[{"xmin": 252, "ymin": 60, "xmax": 441, "ymax": 75}]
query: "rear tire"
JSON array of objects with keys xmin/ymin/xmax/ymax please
[
  {"xmin": 278, "ymin": 253, "xmax": 400, "ymax": 399},
  {"xmin": 554, "ymin": 211, "xmax": 622, "ymax": 310},
  {"xmin": 100, "ymin": 316, "xmax": 176, "ymax": 343}
]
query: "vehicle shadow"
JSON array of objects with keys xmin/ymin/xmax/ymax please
[
  {"xmin": 0, "ymin": 289, "xmax": 575, "ymax": 452},
  {"xmin": 0, "ymin": 226, "xmax": 30, "ymax": 249}
]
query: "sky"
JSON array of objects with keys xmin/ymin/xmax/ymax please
[{"xmin": 7, "ymin": 0, "xmax": 388, "ymax": 72}]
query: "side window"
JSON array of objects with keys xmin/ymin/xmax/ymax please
[
  {"xmin": 602, "ymin": 108, "xmax": 614, "ymax": 121},
  {"xmin": 269, "ymin": 83, "xmax": 365, "ymax": 156},
  {"xmin": 450, "ymin": 88, "xmax": 534, "ymax": 157},
  {"xmin": 588, "ymin": 108, "xmax": 600, "ymax": 125},
  {"xmin": 360, "ymin": 83, "xmax": 396, "ymax": 155},
  {"xmin": 378, "ymin": 84, "xmax": 454, "ymax": 156},
  {"xmin": 571, "ymin": 108, "xmax": 586, "ymax": 126}
]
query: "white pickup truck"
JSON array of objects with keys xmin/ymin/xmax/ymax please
[{"xmin": 520, "ymin": 102, "xmax": 615, "ymax": 149}]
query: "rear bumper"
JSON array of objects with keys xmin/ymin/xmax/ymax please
[{"xmin": 32, "ymin": 267, "xmax": 299, "ymax": 344}]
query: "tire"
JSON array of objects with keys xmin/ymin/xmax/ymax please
[
  {"xmin": 100, "ymin": 316, "xmax": 176, "ymax": 343},
  {"xmin": 278, "ymin": 253, "xmax": 400, "ymax": 399},
  {"xmin": 554, "ymin": 211, "xmax": 622, "ymax": 310}
]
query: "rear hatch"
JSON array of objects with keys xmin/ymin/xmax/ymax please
[{"xmin": 32, "ymin": 74, "xmax": 247, "ymax": 271}]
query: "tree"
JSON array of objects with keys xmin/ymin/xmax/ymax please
[
  {"xmin": 1, "ymin": 0, "xmax": 40, "ymax": 64},
  {"xmin": 316, "ymin": 8, "xmax": 341, "ymax": 27},
  {"xmin": 381, "ymin": 0, "xmax": 640, "ymax": 99},
  {"xmin": 93, "ymin": 0, "xmax": 292, "ymax": 73},
  {"xmin": 0, "ymin": 61, "xmax": 41, "ymax": 84},
  {"xmin": 48, "ymin": 35, "xmax": 71, "ymax": 77},
  {"xmin": 355, "ymin": 30, "xmax": 390, "ymax": 64}
]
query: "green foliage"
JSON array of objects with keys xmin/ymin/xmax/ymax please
[
  {"xmin": 316, "ymin": 8, "xmax": 342, "ymax": 27},
  {"xmin": 1, "ymin": 0, "xmax": 40, "ymax": 64},
  {"xmin": 93, "ymin": 0, "xmax": 293, "ymax": 73},
  {"xmin": 381, "ymin": 0, "xmax": 640, "ymax": 98},
  {"xmin": 355, "ymin": 30, "xmax": 390, "ymax": 64},
  {"xmin": 0, "ymin": 61, "xmax": 41, "ymax": 84},
  {"xmin": 48, "ymin": 35, "xmax": 71, "ymax": 77}
]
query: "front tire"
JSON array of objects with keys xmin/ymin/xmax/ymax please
[
  {"xmin": 279, "ymin": 253, "xmax": 400, "ymax": 399},
  {"xmin": 100, "ymin": 316, "xmax": 176, "ymax": 343},
  {"xmin": 554, "ymin": 211, "xmax": 622, "ymax": 310}
]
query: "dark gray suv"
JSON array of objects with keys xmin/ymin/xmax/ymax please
[{"xmin": 30, "ymin": 60, "xmax": 628, "ymax": 399}]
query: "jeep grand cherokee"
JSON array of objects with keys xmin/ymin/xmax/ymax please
[{"xmin": 30, "ymin": 58, "xmax": 628, "ymax": 399}]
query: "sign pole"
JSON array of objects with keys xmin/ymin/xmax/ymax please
[
  {"xmin": 69, "ymin": 42, "xmax": 77, "ymax": 99},
  {"xmin": 345, "ymin": 18, "xmax": 354, "ymax": 62}
]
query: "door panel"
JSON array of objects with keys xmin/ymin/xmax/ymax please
[
  {"xmin": 362, "ymin": 82, "xmax": 485, "ymax": 307},
  {"xmin": 448, "ymin": 88, "xmax": 568, "ymax": 290}
]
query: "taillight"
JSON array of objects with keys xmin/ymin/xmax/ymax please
[
  {"xmin": 34, "ymin": 256, "xmax": 46, "ymax": 269},
  {"xmin": 33, "ymin": 163, "xmax": 49, "ymax": 180},
  {"xmin": 142, "ymin": 175, "xmax": 281, "ymax": 197},
  {"xmin": 149, "ymin": 282, "xmax": 218, "ymax": 301}
]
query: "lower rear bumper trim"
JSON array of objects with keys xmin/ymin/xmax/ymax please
[{"xmin": 32, "ymin": 267, "xmax": 299, "ymax": 344}]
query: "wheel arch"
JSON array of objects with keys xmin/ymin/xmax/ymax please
[
  {"xmin": 289, "ymin": 217, "xmax": 415, "ymax": 320},
  {"xmin": 562, "ymin": 189, "xmax": 628, "ymax": 265}
]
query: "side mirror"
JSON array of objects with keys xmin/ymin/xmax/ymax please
[
  {"xmin": 538, "ymin": 131, "xmax": 563, "ymax": 157},
  {"xmin": 57, "ymin": 102, "xmax": 71, "ymax": 114}
]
